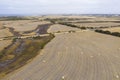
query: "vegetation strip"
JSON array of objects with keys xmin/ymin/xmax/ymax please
[
  {"xmin": 0, "ymin": 33, "xmax": 55, "ymax": 78},
  {"xmin": 55, "ymin": 21, "xmax": 120, "ymax": 38},
  {"xmin": 0, "ymin": 16, "xmax": 31, "ymax": 21},
  {"xmin": 95, "ymin": 29, "xmax": 120, "ymax": 37},
  {"xmin": 23, "ymin": 24, "xmax": 52, "ymax": 35},
  {"xmin": 58, "ymin": 22, "xmax": 87, "ymax": 30}
]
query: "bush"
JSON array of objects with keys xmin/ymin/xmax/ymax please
[
  {"xmin": 103, "ymin": 31, "xmax": 111, "ymax": 34},
  {"xmin": 33, "ymin": 36, "xmax": 41, "ymax": 39},
  {"xmin": 111, "ymin": 32, "xmax": 120, "ymax": 37},
  {"xmin": 57, "ymin": 31, "xmax": 61, "ymax": 33},
  {"xmin": 88, "ymin": 27, "xmax": 94, "ymax": 29},
  {"xmin": 80, "ymin": 27, "xmax": 86, "ymax": 30},
  {"xmin": 95, "ymin": 29, "xmax": 120, "ymax": 37},
  {"xmin": 68, "ymin": 30, "xmax": 76, "ymax": 33},
  {"xmin": 58, "ymin": 22, "xmax": 79, "ymax": 28},
  {"xmin": 12, "ymin": 37, "xmax": 17, "ymax": 42}
]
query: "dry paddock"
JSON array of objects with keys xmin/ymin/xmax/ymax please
[
  {"xmin": 0, "ymin": 40, "xmax": 12, "ymax": 51},
  {"xmin": 103, "ymin": 27, "xmax": 120, "ymax": 33},
  {"xmin": 0, "ymin": 20, "xmax": 50, "ymax": 32},
  {"xmin": 73, "ymin": 23, "xmax": 120, "ymax": 28},
  {"xmin": 0, "ymin": 28, "xmax": 13, "ymax": 38},
  {"xmin": 2, "ymin": 31, "xmax": 120, "ymax": 80},
  {"xmin": 48, "ymin": 24, "xmax": 80, "ymax": 33}
]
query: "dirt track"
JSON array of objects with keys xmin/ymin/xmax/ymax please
[{"xmin": 2, "ymin": 31, "xmax": 120, "ymax": 80}]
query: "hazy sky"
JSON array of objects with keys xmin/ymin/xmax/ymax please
[{"xmin": 0, "ymin": 0, "xmax": 120, "ymax": 14}]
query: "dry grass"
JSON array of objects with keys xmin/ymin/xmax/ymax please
[
  {"xmin": 43, "ymin": 15, "xmax": 120, "ymax": 22},
  {"xmin": 48, "ymin": 24, "xmax": 80, "ymax": 33},
  {"xmin": 0, "ymin": 22, "xmax": 4, "ymax": 29},
  {"xmin": 103, "ymin": 27, "xmax": 120, "ymax": 32},
  {"xmin": 1, "ymin": 16, "xmax": 120, "ymax": 80},
  {"xmin": 73, "ymin": 23, "xmax": 120, "ymax": 27},
  {"xmin": 2, "ymin": 31, "xmax": 120, "ymax": 80},
  {"xmin": 1, "ymin": 20, "xmax": 50, "ymax": 32},
  {"xmin": 0, "ymin": 40, "xmax": 12, "ymax": 51},
  {"xmin": 44, "ymin": 15, "xmax": 96, "ymax": 19},
  {"xmin": 0, "ymin": 28, "xmax": 13, "ymax": 38}
]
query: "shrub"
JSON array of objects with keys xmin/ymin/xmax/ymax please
[
  {"xmin": 95, "ymin": 29, "xmax": 120, "ymax": 37},
  {"xmin": 103, "ymin": 31, "xmax": 111, "ymax": 34},
  {"xmin": 80, "ymin": 27, "xmax": 86, "ymax": 30},
  {"xmin": 12, "ymin": 37, "xmax": 17, "ymax": 42},
  {"xmin": 33, "ymin": 36, "xmax": 41, "ymax": 39},
  {"xmin": 111, "ymin": 32, "xmax": 120, "ymax": 37}
]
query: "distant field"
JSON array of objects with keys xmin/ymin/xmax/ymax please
[
  {"xmin": 48, "ymin": 24, "xmax": 80, "ymax": 33},
  {"xmin": 0, "ymin": 20, "xmax": 50, "ymax": 32},
  {"xmin": 43, "ymin": 15, "xmax": 96, "ymax": 19},
  {"xmin": 0, "ymin": 28, "xmax": 13, "ymax": 38},
  {"xmin": 44, "ymin": 15, "xmax": 120, "ymax": 22},
  {"xmin": 73, "ymin": 23, "xmax": 120, "ymax": 27},
  {"xmin": 0, "ymin": 40, "xmax": 12, "ymax": 51},
  {"xmin": 0, "ymin": 22, "xmax": 3, "ymax": 29},
  {"xmin": 45, "ymin": 15, "xmax": 120, "ymax": 28},
  {"xmin": 103, "ymin": 27, "xmax": 120, "ymax": 32}
]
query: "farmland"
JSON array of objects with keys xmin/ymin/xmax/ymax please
[
  {"xmin": 48, "ymin": 24, "xmax": 80, "ymax": 33},
  {"xmin": 0, "ymin": 40, "xmax": 12, "ymax": 51},
  {"xmin": 103, "ymin": 27, "xmax": 120, "ymax": 32},
  {"xmin": 0, "ymin": 15, "xmax": 120, "ymax": 80},
  {"xmin": 0, "ymin": 28, "xmax": 13, "ymax": 38},
  {"xmin": 73, "ymin": 23, "xmax": 120, "ymax": 28},
  {"xmin": 2, "ymin": 31, "xmax": 120, "ymax": 80},
  {"xmin": 1, "ymin": 20, "xmax": 50, "ymax": 32}
]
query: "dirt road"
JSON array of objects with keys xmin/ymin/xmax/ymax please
[{"xmin": 2, "ymin": 31, "xmax": 120, "ymax": 80}]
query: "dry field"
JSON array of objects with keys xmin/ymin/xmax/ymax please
[
  {"xmin": 0, "ymin": 28, "xmax": 13, "ymax": 38},
  {"xmin": 1, "ymin": 16, "xmax": 120, "ymax": 80},
  {"xmin": 103, "ymin": 27, "xmax": 120, "ymax": 32},
  {"xmin": 0, "ymin": 40, "xmax": 12, "ymax": 51},
  {"xmin": 44, "ymin": 15, "xmax": 120, "ymax": 22},
  {"xmin": 43, "ymin": 15, "xmax": 96, "ymax": 19},
  {"xmin": 73, "ymin": 22, "xmax": 120, "ymax": 28},
  {"xmin": 2, "ymin": 30, "xmax": 120, "ymax": 80},
  {"xmin": 0, "ymin": 20, "xmax": 50, "ymax": 32},
  {"xmin": 0, "ymin": 22, "xmax": 3, "ymax": 29},
  {"xmin": 81, "ymin": 16, "xmax": 120, "ymax": 22},
  {"xmin": 48, "ymin": 24, "xmax": 80, "ymax": 33}
]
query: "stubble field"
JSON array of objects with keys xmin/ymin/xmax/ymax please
[
  {"xmin": 2, "ymin": 21, "xmax": 120, "ymax": 80},
  {"xmin": 0, "ymin": 15, "xmax": 120, "ymax": 80},
  {"xmin": 103, "ymin": 27, "xmax": 120, "ymax": 32}
]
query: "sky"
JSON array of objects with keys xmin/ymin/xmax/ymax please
[{"xmin": 0, "ymin": 0, "xmax": 120, "ymax": 15}]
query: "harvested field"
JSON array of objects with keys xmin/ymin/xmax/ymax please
[
  {"xmin": 0, "ymin": 20, "xmax": 32, "ymax": 26},
  {"xmin": 73, "ymin": 23, "xmax": 120, "ymax": 27},
  {"xmin": 0, "ymin": 22, "xmax": 3, "ymax": 29},
  {"xmin": 23, "ymin": 24, "xmax": 52, "ymax": 36},
  {"xmin": 1, "ymin": 20, "xmax": 50, "ymax": 32},
  {"xmin": 43, "ymin": 15, "xmax": 96, "ymax": 19},
  {"xmin": 48, "ymin": 24, "xmax": 80, "ymax": 33},
  {"xmin": 0, "ymin": 28, "xmax": 13, "ymax": 38},
  {"xmin": 0, "ymin": 40, "xmax": 12, "ymax": 51},
  {"xmin": 44, "ymin": 15, "xmax": 120, "ymax": 23},
  {"xmin": 2, "ymin": 31, "xmax": 120, "ymax": 80},
  {"xmin": 103, "ymin": 27, "xmax": 120, "ymax": 32}
]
